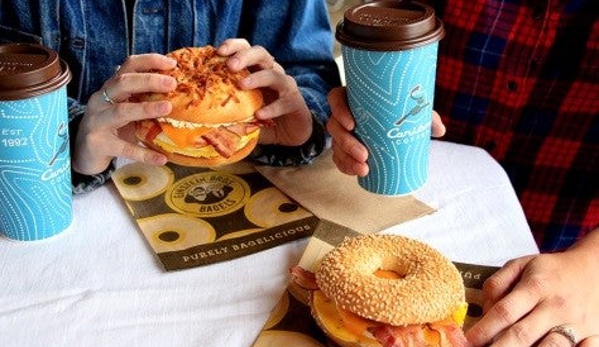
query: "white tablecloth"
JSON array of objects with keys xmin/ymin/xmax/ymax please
[{"xmin": 0, "ymin": 140, "xmax": 538, "ymax": 347}]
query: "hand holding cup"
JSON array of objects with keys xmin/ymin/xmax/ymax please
[
  {"xmin": 327, "ymin": 86, "xmax": 446, "ymax": 177},
  {"xmin": 334, "ymin": 0, "xmax": 445, "ymax": 195}
]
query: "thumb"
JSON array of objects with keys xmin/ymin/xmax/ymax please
[{"xmin": 431, "ymin": 110, "xmax": 446, "ymax": 138}]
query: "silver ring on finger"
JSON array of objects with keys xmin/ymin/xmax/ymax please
[
  {"xmin": 102, "ymin": 88, "xmax": 117, "ymax": 105},
  {"xmin": 550, "ymin": 325, "xmax": 579, "ymax": 347}
]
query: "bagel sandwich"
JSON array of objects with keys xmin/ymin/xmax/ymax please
[
  {"xmin": 290, "ymin": 235, "xmax": 470, "ymax": 347},
  {"xmin": 135, "ymin": 46, "xmax": 272, "ymax": 167}
]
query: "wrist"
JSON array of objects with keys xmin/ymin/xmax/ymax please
[
  {"xmin": 250, "ymin": 110, "xmax": 326, "ymax": 166},
  {"xmin": 567, "ymin": 227, "xmax": 599, "ymax": 260}
]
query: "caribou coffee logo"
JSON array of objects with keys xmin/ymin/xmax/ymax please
[
  {"xmin": 165, "ymin": 172, "xmax": 251, "ymax": 218},
  {"xmin": 387, "ymin": 84, "xmax": 432, "ymax": 141}
]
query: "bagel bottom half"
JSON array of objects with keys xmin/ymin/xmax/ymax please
[
  {"xmin": 292, "ymin": 234, "xmax": 470, "ymax": 347},
  {"xmin": 135, "ymin": 119, "xmax": 260, "ymax": 167}
]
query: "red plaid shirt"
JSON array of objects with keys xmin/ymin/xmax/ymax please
[{"xmin": 429, "ymin": 0, "xmax": 598, "ymax": 251}]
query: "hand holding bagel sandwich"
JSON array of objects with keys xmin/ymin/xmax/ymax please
[{"xmin": 73, "ymin": 39, "xmax": 318, "ymax": 173}]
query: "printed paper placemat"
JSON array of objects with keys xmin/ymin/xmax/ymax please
[
  {"xmin": 112, "ymin": 161, "xmax": 319, "ymax": 271},
  {"xmin": 252, "ymin": 220, "xmax": 499, "ymax": 346}
]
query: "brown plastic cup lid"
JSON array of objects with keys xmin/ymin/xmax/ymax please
[
  {"xmin": 0, "ymin": 43, "xmax": 71, "ymax": 100},
  {"xmin": 336, "ymin": 0, "xmax": 445, "ymax": 51}
]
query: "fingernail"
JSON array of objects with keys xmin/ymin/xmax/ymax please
[
  {"xmin": 156, "ymin": 101, "xmax": 171, "ymax": 114},
  {"xmin": 350, "ymin": 146, "xmax": 367, "ymax": 162},
  {"xmin": 240, "ymin": 77, "xmax": 252, "ymax": 88},
  {"xmin": 166, "ymin": 57, "xmax": 177, "ymax": 66},
  {"xmin": 163, "ymin": 77, "xmax": 176, "ymax": 88},
  {"xmin": 217, "ymin": 44, "xmax": 229, "ymax": 55},
  {"xmin": 254, "ymin": 108, "xmax": 266, "ymax": 119},
  {"xmin": 153, "ymin": 153, "xmax": 167, "ymax": 165},
  {"xmin": 228, "ymin": 57, "xmax": 240, "ymax": 70}
]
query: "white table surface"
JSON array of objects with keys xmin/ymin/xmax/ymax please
[{"xmin": 0, "ymin": 140, "xmax": 539, "ymax": 347}]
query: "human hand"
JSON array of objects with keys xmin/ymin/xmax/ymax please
[
  {"xmin": 216, "ymin": 38, "xmax": 313, "ymax": 147},
  {"xmin": 466, "ymin": 234, "xmax": 599, "ymax": 347},
  {"xmin": 73, "ymin": 54, "xmax": 178, "ymax": 175},
  {"xmin": 326, "ymin": 87, "xmax": 445, "ymax": 176}
]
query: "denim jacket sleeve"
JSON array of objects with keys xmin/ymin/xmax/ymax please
[
  {"xmin": 242, "ymin": 0, "xmax": 342, "ymax": 166},
  {"xmin": 249, "ymin": 111, "xmax": 328, "ymax": 167}
]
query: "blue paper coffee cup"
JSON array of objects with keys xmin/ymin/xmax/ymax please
[
  {"xmin": 336, "ymin": 1, "xmax": 444, "ymax": 195},
  {"xmin": 0, "ymin": 43, "xmax": 73, "ymax": 241}
]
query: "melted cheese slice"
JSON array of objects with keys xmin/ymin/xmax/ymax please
[
  {"xmin": 156, "ymin": 116, "xmax": 258, "ymax": 149},
  {"xmin": 153, "ymin": 127, "xmax": 259, "ymax": 158},
  {"xmin": 159, "ymin": 122, "xmax": 212, "ymax": 148},
  {"xmin": 312, "ymin": 290, "xmax": 380, "ymax": 346},
  {"xmin": 312, "ymin": 287, "xmax": 469, "ymax": 346}
]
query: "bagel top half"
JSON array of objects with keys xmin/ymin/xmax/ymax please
[
  {"xmin": 315, "ymin": 234, "xmax": 466, "ymax": 326},
  {"xmin": 138, "ymin": 45, "xmax": 263, "ymax": 124}
]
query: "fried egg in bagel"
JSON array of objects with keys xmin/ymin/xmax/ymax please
[
  {"xmin": 135, "ymin": 45, "xmax": 271, "ymax": 167},
  {"xmin": 291, "ymin": 234, "xmax": 470, "ymax": 347}
]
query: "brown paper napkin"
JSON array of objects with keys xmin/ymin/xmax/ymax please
[
  {"xmin": 255, "ymin": 149, "xmax": 435, "ymax": 234},
  {"xmin": 251, "ymin": 220, "xmax": 499, "ymax": 346},
  {"xmin": 112, "ymin": 161, "xmax": 319, "ymax": 271}
]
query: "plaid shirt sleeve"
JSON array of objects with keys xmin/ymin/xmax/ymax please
[{"xmin": 430, "ymin": 0, "xmax": 598, "ymax": 251}]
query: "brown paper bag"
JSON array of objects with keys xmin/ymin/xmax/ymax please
[{"xmin": 112, "ymin": 161, "xmax": 319, "ymax": 271}]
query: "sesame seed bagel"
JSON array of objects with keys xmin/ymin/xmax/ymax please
[{"xmin": 315, "ymin": 234, "xmax": 465, "ymax": 326}]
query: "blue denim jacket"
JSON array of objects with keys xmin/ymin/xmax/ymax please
[{"xmin": 0, "ymin": 0, "xmax": 341, "ymax": 193}]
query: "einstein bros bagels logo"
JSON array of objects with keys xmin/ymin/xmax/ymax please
[{"xmin": 166, "ymin": 172, "xmax": 251, "ymax": 218}]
